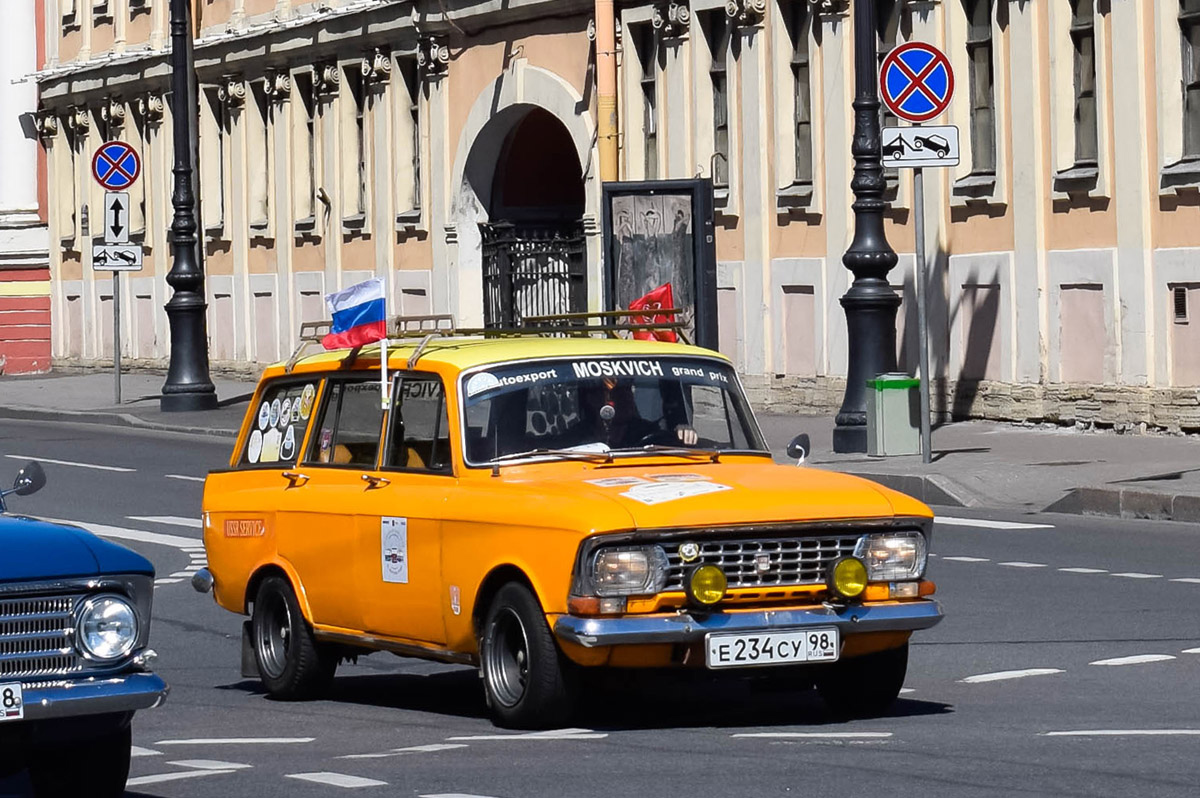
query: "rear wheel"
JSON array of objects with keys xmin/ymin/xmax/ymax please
[
  {"xmin": 252, "ymin": 575, "xmax": 337, "ymax": 699},
  {"xmin": 29, "ymin": 725, "xmax": 131, "ymax": 798},
  {"xmin": 479, "ymin": 583, "xmax": 575, "ymax": 729},
  {"xmin": 815, "ymin": 643, "xmax": 908, "ymax": 718}
]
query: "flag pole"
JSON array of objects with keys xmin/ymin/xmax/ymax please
[{"xmin": 379, "ymin": 278, "xmax": 389, "ymax": 410}]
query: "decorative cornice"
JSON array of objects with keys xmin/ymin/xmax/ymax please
[
  {"xmin": 135, "ymin": 93, "xmax": 165, "ymax": 125},
  {"xmin": 417, "ymin": 35, "xmax": 450, "ymax": 78},
  {"xmin": 361, "ymin": 48, "xmax": 392, "ymax": 84},
  {"xmin": 33, "ymin": 111, "xmax": 58, "ymax": 139},
  {"xmin": 807, "ymin": 0, "xmax": 850, "ymax": 16},
  {"xmin": 100, "ymin": 97, "xmax": 126, "ymax": 131},
  {"xmin": 314, "ymin": 63, "xmax": 340, "ymax": 97},
  {"xmin": 217, "ymin": 76, "xmax": 246, "ymax": 107},
  {"xmin": 66, "ymin": 106, "xmax": 90, "ymax": 136},
  {"xmin": 652, "ymin": 1, "xmax": 690, "ymax": 38},
  {"xmin": 725, "ymin": 0, "xmax": 766, "ymax": 26},
  {"xmin": 263, "ymin": 70, "xmax": 292, "ymax": 103}
]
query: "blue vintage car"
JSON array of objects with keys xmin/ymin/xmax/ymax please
[{"xmin": 0, "ymin": 461, "xmax": 168, "ymax": 797}]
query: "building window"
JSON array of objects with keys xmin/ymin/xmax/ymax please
[
  {"xmin": 394, "ymin": 56, "xmax": 421, "ymax": 218},
  {"xmin": 342, "ymin": 65, "xmax": 368, "ymax": 219},
  {"xmin": 200, "ymin": 87, "xmax": 228, "ymax": 233},
  {"xmin": 1182, "ymin": 0, "xmax": 1200, "ymax": 158},
  {"xmin": 964, "ymin": 0, "xmax": 996, "ymax": 175},
  {"xmin": 877, "ymin": 0, "xmax": 903, "ymax": 188},
  {"xmin": 786, "ymin": 0, "xmax": 813, "ymax": 185},
  {"xmin": 293, "ymin": 71, "xmax": 316, "ymax": 224},
  {"xmin": 248, "ymin": 82, "xmax": 271, "ymax": 230},
  {"xmin": 702, "ymin": 10, "xmax": 731, "ymax": 188},
  {"xmin": 632, "ymin": 24, "xmax": 658, "ymax": 180},
  {"xmin": 1070, "ymin": 0, "xmax": 1097, "ymax": 165}
]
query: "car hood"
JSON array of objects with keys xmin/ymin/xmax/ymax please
[
  {"xmin": 0, "ymin": 515, "xmax": 154, "ymax": 583},
  {"xmin": 501, "ymin": 459, "xmax": 919, "ymax": 531}
]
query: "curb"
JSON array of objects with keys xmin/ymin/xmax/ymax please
[
  {"xmin": 823, "ymin": 469, "xmax": 973, "ymax": 508},
  {"xmin": 1043, "ymin": 486, "xmax": 1200, "ymax": 523},
  {"xmin": 0, "ymin": 405, "xmax": 238, "ymax": 439}
]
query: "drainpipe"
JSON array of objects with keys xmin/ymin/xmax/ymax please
[{"xmin": 596, "ymin": 0, "xmax": 619, "ymax": 181}]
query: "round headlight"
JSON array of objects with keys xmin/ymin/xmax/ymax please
[
  {"xmin": 77, "ymin": 595, "xmax": 139, "ymax": 661},
  {"xmin": 827, "ymin": 557, "xmax": 868, "ymax": 599},
  {"xmin": 686, "ymin": 564, "xmax": 728, "ymax": 606}
]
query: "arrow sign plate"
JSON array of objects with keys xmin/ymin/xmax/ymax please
[
  {"xmin": 104, "ymin": 192, "xmax": 129, "ymax": 244},
  {"xmin": 882, "ymin": 125, "xmax": 961, "ymax": 169},
  {"xmin": 92, "ymin": 243, "xmax": 143, "ymax": 272}
]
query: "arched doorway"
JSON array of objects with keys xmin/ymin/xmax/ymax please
[{"xmin": 465, "ymin": 107, "xmax": 587, "ymax": 327}]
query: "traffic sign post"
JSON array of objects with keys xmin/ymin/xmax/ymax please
[
  {"xmin": 879, "ymin": 43, "xmax": 956, "ymax": 465},
  {"xmin": 92, "ymin": 142, "xmax": 143, "ymax": 405}
]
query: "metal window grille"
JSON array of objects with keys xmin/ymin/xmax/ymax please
[
  {"xmin": 704, "ymin": 11, "xmax": 730, "ymax": 188},
  {"xmin": 965, "ymin": 0, "xmax": 996, "ymax": 175},
  {"xmin": 633, "ymin": 25, "xmax": 658, "ymax": 179},
  {"xmin": 1182, "ymin": 0, "xmax": 1200, "ymax": 157},
  {"xmin": 789, "ymin": 0, "xmax": 813, "ymax": 184},
  {"xmin": 294, "ymin": 72, "xmax": 317, "ymax": 220},
  {"xmin": 1071, "ymin": 0, "xmax": 1098, "ymax": 165},
  {"xmin": 1175, "ymin": 285, "xmax": 1190, "ymax": 324},
  {"xmin": 345, "ymin": 68, "xmax": 368, "ymax": 216},
  {"xmin": 480, "ymin": 223, "xmax": 587, "ymax": 328}
]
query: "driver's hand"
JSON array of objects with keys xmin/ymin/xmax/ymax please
[{"xmin": 674, "ymin": 425, "xmax": 699, "ymax": 445}]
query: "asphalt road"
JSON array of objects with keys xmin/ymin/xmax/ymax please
[{"xmin": 3, "ymin": 419, "xmax": 1200, "ymax": 797}]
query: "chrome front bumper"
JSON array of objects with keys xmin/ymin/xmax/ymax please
[
  {"xmin": 17, "ymin": 672, "xmax": 169, "ymax": 722},
  {"xmin": 554, "ymin": 599, "xmax": 943, "ymax": 648}
]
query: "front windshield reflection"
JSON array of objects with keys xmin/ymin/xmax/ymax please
[{"xmin": 460, "ymin": 357, "xmax": 767, "ymax": 465}]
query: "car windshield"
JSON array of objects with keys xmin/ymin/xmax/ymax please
[{"xmin": 460, "ymin": 356, "xmax": 768, "ymax": 465}]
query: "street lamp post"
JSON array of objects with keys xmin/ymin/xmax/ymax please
[
  {"xmin": 832, "ymin": 0, "xmax": 901, "ymax": 453},
  {"xmin": 161, "ymin": 0, "xmax": 217, "ymax": 412}
]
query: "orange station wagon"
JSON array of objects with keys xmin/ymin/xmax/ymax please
[{"xmin": 196, "ymin": 320, "xmax": 943, "ymax": 728}]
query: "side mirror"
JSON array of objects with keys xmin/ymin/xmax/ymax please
[
  {"xmin": 13, "ymin": 461, "xmax": 46, "ymax": 497},
  {"xmin": 786, "ymin": 433, "xmax": 811, "ymax": 465}
]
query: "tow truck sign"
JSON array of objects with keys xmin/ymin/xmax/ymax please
[{"xmin": 92, "ymin": 243, "xmax": 143, "ymax": 271}]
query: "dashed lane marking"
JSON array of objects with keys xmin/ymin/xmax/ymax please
[
  {"xmin": 942, "ymin": 556, "xmax": 990, "ymax": 563},
  {"xmin": 131, "ymin": 746, "xmax": 162, "ymax": 757},
  {"xmin": 446, "ymin": 728, "xmax": 607, "ymax": 741},
  {"xmin": 339, "ymin": 743, "xmax": 469, "ymax": 760},
  {"xmin": 156, "ymin": 737, "xmax": 315, "ymax": 745},
  {"xmin": 959, "ymin": 668, "xmax": 1064, "ymax": 684},
  {"xmin": 1058, "ymin": 567, "xmax": 1108, "ymax": 574},
  {"xmin": 899, "ymin": 688, "xmax": 915, "ymax": 694},
  {"xmin": 420, "ymin": 794, "xmax": 504, "ymax": 798},
  {"xmin": 731, "ymin": 732, "xmax": 893, "ymax": 739},
  {"xmin": 128, "ymin": 515, "xmax": 202, "ymax": 529},
  {"xmin": 935, "ymin": 517, "xmax": 1054, "ymax": 530},
  {"xmin": 4, "ymin": 454, "xmax": 135, "ymax": 472},
  {"xmin": 166, "ymin": 474, "xmax": 206, "ymax": 482},
  {"xmin": 287, "ymin": 772, "xmax": 388, "ymax": 788},
  {"xmin": 170, "ymin": 760, "xmax": 252, "ymax": 771},
  {"xmin": 1183, "ymin": 648, "xmax": 1200, "ymax": 654},
  {"xmin": 1090, "ymin": 654, "xmax": 1176, "ymax": 666},
  {"xmin": 1110, "ymin": 572, "xmax": 1162, "ymax": 579},
  {"xmin": 1170, "ymin": 578, "xmax": 1200, "ymax": 584},
  {"xmin": 39, "ymin": 518, "xmax": 198, "ymax": 550},
  {"xmin": 155, "ymin": 578, "xmax": 184, "ymax": 585},
  {"xmin": 126, "ymin": 770, "xmax": 236, "ymax": 787},
  {"xmin": 1042, "ymin": 729, "xmax": 1200, "ymax": 737},
  {"xmin": 998, "ymin": 562, "xmax": 1047, "ymax": 568}
]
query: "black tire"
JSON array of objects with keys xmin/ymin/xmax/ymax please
[
  {"xmin": 29, "ymin": 725, "xmax": 131, "ymax": 798},
  {"xmin": 479, "ymin": 582, "xmax": 576, "ymax": 729},
  {"xmin": 252, "ymin": 575, "xmax": 337, "ymax": 699},
  {"xmin": 816, "ymin": 643, "xmax": 908, "ymax": 718}
]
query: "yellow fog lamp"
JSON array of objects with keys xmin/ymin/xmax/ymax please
[
  {"xmin": 685, "ymin": 564, "xmax": 728, "ymax": 607},
  {"xmin": 827, "ymin": 556, "xmax": 868, "ymax": 600}
]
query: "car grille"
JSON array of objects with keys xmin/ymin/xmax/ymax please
[
  {"xmin": 0, "ymin": 595, "xmax": 83, "ymax": 680},
  {"xmin": 663, "ymin": 534, "xmax": 862, "ymax": 591}
]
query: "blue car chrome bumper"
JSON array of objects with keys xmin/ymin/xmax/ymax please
[
  {"xmin": 554, "ymin": 600, "xmax": 943, "ymax": 648},
  {"xmin": 18, "ymin": 672, "xmax": 168, "ymax": 722}
]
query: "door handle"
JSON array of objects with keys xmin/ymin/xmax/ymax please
[
  {"xmin": 281, "ymin": 471, "xmax": 310, "ymax": 486},
  {"xmin": 361, "ymin": 474, "xmax": 391, "ymax": 489}
]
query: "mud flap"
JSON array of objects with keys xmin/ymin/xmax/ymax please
[{"xmin": 241, "ymin": 620, "xmax": 258, "ymax": 679}]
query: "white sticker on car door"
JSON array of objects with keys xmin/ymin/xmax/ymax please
[{"xmin": 381, "ymin": 517, "xmax": 409, "ymax": 584}]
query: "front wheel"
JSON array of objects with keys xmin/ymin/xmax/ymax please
[
  {"xmin": 479, "ymin": 583, "xmax": 575, "ymax": 729},
  {"xmin": 29, "ymin": 725, "xmax": 131, "ymax": 798},
  {"xmin": 252, "ymin": 575, "xmax": 337, "ymax": 699},
  {"xmin": 815, "ymin": 643, "xmax": 908, "ymax": 718}
]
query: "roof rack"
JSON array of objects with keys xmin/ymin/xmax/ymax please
[{"xmin": 284, "ymin": 310, "xmax": 690, "ymax": 372}]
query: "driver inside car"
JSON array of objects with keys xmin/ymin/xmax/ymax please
[{"xmin": 577, "ymin": 377, "xmax": 698, "ymax": 448}]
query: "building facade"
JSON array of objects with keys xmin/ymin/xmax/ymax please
[{"xmin": 32, "ymin": 0, "xmax": 1200, "ymax": 428}]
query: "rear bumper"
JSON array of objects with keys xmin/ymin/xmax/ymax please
[
  {"xmin": 554, "ymin": 599, "xmax": 943, "ymax": 648},
  {"xmin": 17, "ymin": 672, "xmax": 168, "ymax": 722}
]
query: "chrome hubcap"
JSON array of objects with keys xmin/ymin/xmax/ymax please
[{"xmin": 484, "ymin": 607, "xmax": 530, "ymax": 708}]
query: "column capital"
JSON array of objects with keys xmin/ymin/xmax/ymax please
[{"xmin": 652, "ymin": 1, "xmax": 690, "ymax": 40}]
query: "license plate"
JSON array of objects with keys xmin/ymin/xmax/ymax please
[
  {"xmin": 0, "ymin": 682, "xmax": 23, "ymax": 721},
  {"xmin": 705, "ymin": 628, "xmax": 840, "ymax": 669}
]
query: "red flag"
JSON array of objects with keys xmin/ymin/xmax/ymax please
[{"xmin": 628, "ymin": 283, "xmax": 678, "ymax": 343}]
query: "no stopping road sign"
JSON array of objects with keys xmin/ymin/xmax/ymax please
[
  {"xmin": 92, "ymin": 141, "xmax": 141, "ymax": 191},
  {"xmin": 880, "ymin": 42, "xmax": 954, "ymax": 123}
]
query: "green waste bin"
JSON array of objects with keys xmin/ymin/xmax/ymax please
[{"xmin": 866, "ymin": 373, "xmax": 921, "ymax": 457}]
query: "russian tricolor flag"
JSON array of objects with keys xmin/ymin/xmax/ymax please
[{"xmin": 322, "ymin": 278, "xmax": 388, "ymax": 350}]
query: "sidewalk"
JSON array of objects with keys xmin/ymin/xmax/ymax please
[{"xmin": 2, "ymin": 370, "xmax": 1199, "ymax": 522}]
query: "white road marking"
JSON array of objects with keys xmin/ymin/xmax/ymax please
[
  {"xmin": 420, "ymin": 794, "xmax": 504, "ymax": 798},
  {"xmin": 166, "ymin": 474, "xmax": 206, "ymax": 482},
  {"xmin": 128, "ymin": 515, "xmax": 202, "ymax": 529},
  {"xmin": 1058, "ymin": 567, "xmax": 1108, "ymax": 574},
  {"xmin": 131, "ymin": 746, "xmax": 162, "ymax": 757},
  {"xmin": 287, "ymin": 772, "xmax": 388, "ymax": 788},
  {"xmin": 170, "ymin": 759, "xmax": 252, "ymax": 770},
  {"xmin": 4, "ymin": 454, "xmax": 134, "ymax": 472},
  {"xmin": 126, "ymin": 770, "xmax": 236, "ymax": 786},
  {"xmin": 155, "ymin": 578, "xmax": 184, "ymax": 585},
  {"xmin": 959, "ymin": 668, "xmax": 1064, "ymax": 684},
  {"xmin": 935, "ymin": 517, "xmax": 1054, "ymax": 530},
  {"xmin": 39, "ymin": 518, "xmax": 198, "ymax": 550},
  {"xmin": 731, "ymin": 732, "xmax": 893, "ymax": 739},
  {"xmin": 1090, "ymin": 654, "xmax": 1176, "ymax": 666},
  {"xmin": 1183, "ymin": 647, "xmax": 1200, "ymax": 654},
  {"xmin": 156, "ymin": 737, "xmax": 315, "ymax": 745},
  {"xmin": 1170, "ymin": 578, "xmax": 1200, "ymax": 584},
  {"xmin": 998, "ymin": 561, "xmax": 1047, "ymax": 568},
  {"xmin": 446, "ymin": 728, "xmax": 606, "ymax": 741},
  {"xmin": 1043, "ymin": 729, "xmax": 1200, "ymax": 737},
  {"xmin": 942, "ymin": 556, "xmax": 990, "ymax": 563},
  {"xmin": 340, "ymin": 743, "xmax": 469, "ymax": 760},
  {"xmin": 899, "ymin": 688, "xmax": 915, "ymax": 694},
  {"xmin": 1110, "ymin": 572, "xmax": 1162, "ymax": 579}
]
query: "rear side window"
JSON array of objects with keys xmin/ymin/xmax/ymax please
[
  {"xmin": 384, "ymin": 375, "xmax": 451, "ymax": 473},
  {"xmin": 240, "ymin": 379, "xmax": 319, "ymax": 467},
  {"xmin": 305, "ymin": 379, "xmax": 385, "ymax": 468}
]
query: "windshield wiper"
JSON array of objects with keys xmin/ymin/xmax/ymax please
[
  {"xmin": 487, "ymin": 447, "xmax": 615, "ymax": 467},
  {"xmin": 610, "ymin": 445, "xmax": 721, "ymax": 462}
]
